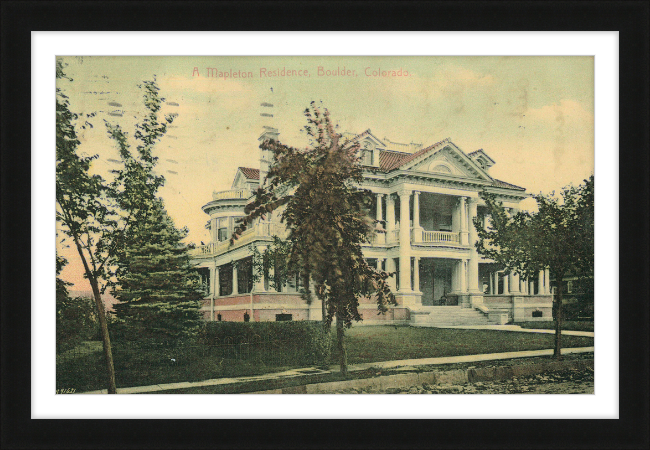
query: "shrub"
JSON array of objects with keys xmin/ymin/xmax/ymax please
[
  {"xmin": 56, "ymin": 296, "xmax": 98, "ymax": 353},
  {"xmin": 198, "ymin": 321, "xmax": 331, "ymax": 366}
]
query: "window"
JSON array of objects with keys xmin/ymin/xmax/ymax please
[
  {"xmin": 219, "ymin": 263, "xmax": 233, "ymax": 296},
  {"xmin": 362, "ymin": 141, "xmax": 374, "ymax": 165},
  {"xmin": 217, "ymin": 217, "xmax": 229, "ymax": 242},
  {"xmin": 237, "ymin": 257, "xmax": 253, "ymax": 294}
]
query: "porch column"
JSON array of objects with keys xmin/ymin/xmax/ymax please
[
  {"xmin": 209, "ymin": 266, "xmax": 217, "ymax": 297},
  {"xmin": 232, "ymin": 262, "xmax": 239, "ymax": 295},
  {"xmin": 544, "ymin": 268, "xmax": 550, "ymax": 294},
  {"xmin": 529, "ymin": 277, "xmax": 535, "ymax": 295},
  {"xmin": 211, "ymin": 265, "xmax": 218, "ymax": 321},
  {"xmin": 414, "ymin": 256, "xmax": 421, "ymax": 293},
  {"xmin": 459, "ymin": 197, "xmax": 469, "ymax": 245},
  {"xmin": 503, "ymin": 272, "xmax": 509, "ymax": 295},
  {"xmin": 412, "ymin": 191, "xmax": 422, "ymax": 242},
  {"xmin": 386, "ymin": 257, "xmax": 397, "ymax": 292},
  {"xmin": 386, "ymin": 194, "xmax": 395, "ymax": 241},
  {"xmin": 215, "ymin": 266, "xmax": 221, "ymax": 297},
  {"xmin": 252, "ymin": 246, "xmax": 266, "ymax": 293},
  {"xmin": 377, "ymin": 257, "xmax": 385, "ymax": 272},
  {"xmin": 509, "ymin": 271, "xmax": 520, "ymax": 293},
  {"xmin": 538, "ymin": 269, "xmax": 545, "ymax": 295},
  {"xmin": 467, "ymin": 198, "xmax": 480, "ymax": 293},
  {"xmin": 376, "ymin": 193, "xmax": 384, "ymax": 225},
  {"xmin": 459, "ymin": 260, "xmax": 467, "ymax": 293},
  {"xmin": 398, "ymin": 190, "xmax": 412, "ymax": 292}
]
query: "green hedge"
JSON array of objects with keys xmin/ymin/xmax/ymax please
[{"xmin": 198, "ymin": 320, "xmax": 331, "ymax": 366}]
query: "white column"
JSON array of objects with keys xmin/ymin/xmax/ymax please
[
  {"xmin": 377, "ymin": 258, "xmax": 385, "ymax": 272},
  {"xmin": 503, "ymin": 272, "xmax": 509, "ymax": 295},
  {"xmin": 459, "ymin": 260, "xmax": 467, "ymax": 293},
  {"xmin": 214, "ymin": 266, "xmax": 220, "ymax": 297},
  {"xmin": 232, "ymin": 263, "xmax": 239, "ymax": 295},
  {"xmin": 209, "ymin": 266, "xmax": 217, "ymax": 297},
  {"xmin": 530, "ymin": 277, "xmax": 535, "ymax": 295},
  {"xmin": 253, "ymin": 246, "xmax": 266, "ymax": 293},
  {"xmin": 544, "ymin": 268, "xmax": 550, "ymax": 294},
  {"xmin": 459, "ymin": 197, "xmax": 469, "ymax": 245},
  {"xmin": 510, "ymin": 271, "xmax": 520, "ymax": 293},
  {"xmin": 413, "ymin": 191, "xmax": 422, "ymax": 242},
  {"xmin": 539, "ymin": 270, "xmax": 545, "ymax": 296},
  {"xmin": 386, "ymin": 257, "xmax": 397, "ymax": 292},
  {"xmin": 398, "ymin": 191, "xmax": 412, "ymax": 292},
  {"xmin": 468, "ymin": 198, "xmax": 480, "ymax": 292},
  {"xmin": 376, "ymin": 193, "xmax": 383, "ymax": 224},
  {"xmin": 414, "ymin": 256, "xmax": 421, "ymax": 293},
  {"xmin": 386, "ymin": 194, "xmax": 395, "ymax": 240}
]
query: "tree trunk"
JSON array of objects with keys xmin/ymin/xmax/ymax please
[
  {"xmin": 554, "ymin": 275, "xmax": 564, "ymax": 360},
  {"xmin": 73, "ymin": 239, "xmax": 117, "ymax": 394},
  {"xmin": 336, "ymin": 313, "xmax": 348, "ymax": 378}
]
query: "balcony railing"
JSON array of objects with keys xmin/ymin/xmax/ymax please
[
  {"xmin": 420, "ymin": 230, "xmax": 460, "ymax": 244},
  {"xmin": 212, "ymin": 188, "xmax": 254, "ymax": 201},
  {"xmin": 190, "ymin": 222, "xmax": 286, "ymax": 257}
]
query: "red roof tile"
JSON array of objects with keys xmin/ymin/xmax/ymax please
[
  {"xmin": 492, "ymin": 179, "xmax": 525, "ymax": 190},
  {"xmin": 239, "ymin": 167, "xmax": 260, "ymax": 180},
  {"xmin": 378, "ymin": 138, "xmax": 451, "ymax": 172}
]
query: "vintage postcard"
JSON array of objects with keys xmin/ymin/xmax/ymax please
[{"xmin": 56, "ymin": 55, "xmax": 594, "ymax": 396}]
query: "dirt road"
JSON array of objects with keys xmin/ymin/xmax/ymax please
[{"xmin": 332, "ymin": 367, "xmax": 595, "ymax": 394}]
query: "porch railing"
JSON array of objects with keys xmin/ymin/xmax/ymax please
[{"xmin": 420, "ymin": 230, "xmax": 460, "ymax": 244}]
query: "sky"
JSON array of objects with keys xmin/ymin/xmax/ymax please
[{"xmin": 56, "ymin": 55, "xmax": 594, "ymax": 290}]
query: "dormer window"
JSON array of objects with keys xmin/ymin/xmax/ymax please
[{"xmin": 362, "ymin": 141, "xmax": 374, "ymax": 166}]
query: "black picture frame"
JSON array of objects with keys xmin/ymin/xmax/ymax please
[{"xmin": 2, "ymin": 1, "xmax": 648, "ymax": 449}]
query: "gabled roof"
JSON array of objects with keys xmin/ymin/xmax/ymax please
[
  {"xmin": 350, "ymin": 131, "xmax": 526, "ymax": 192},
  {"xmin": 238, "ymin": 167, "xmax": 260, "ymax": 180}
]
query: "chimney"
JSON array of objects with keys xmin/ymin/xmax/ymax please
[{"xmin": 258, "ymin": 126, "xmax": 279, "ymax": 185}]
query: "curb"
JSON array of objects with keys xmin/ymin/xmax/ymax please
[{"xmin": 249, "ymin": 358, "xmax": 594, "ymax": 394}]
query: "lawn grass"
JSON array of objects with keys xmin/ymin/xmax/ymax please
[
  {"xmin": 515, "ymin": 321, "xmax": 594, "ymax": 332},
  {"xmin": 341, "ymin": 326, "xmax": 594, "ymax": 365},
  {"xmin": 58, "ymin": 326, "xmax": 594, "ymax": 393}
]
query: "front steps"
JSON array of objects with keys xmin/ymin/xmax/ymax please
[{"xmin": 410, "ymin": 306, "xmax": 500, "ymax": 326}]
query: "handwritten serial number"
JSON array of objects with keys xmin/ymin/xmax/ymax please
[{"xmin": 56, "ymin": 388, "xmax": 76, "ymax": 394}]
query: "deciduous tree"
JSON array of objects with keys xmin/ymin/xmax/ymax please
[
  {"xmin": 475, "ymin": 175, "xmax": 594, "ymax": 359},
  {"xmin": 232, "ymin": 103, "xmax": 396, "ymax": 376},
  {"xmin": 56, "ymin": 59, "xmax": 118, "ymax": 393}
]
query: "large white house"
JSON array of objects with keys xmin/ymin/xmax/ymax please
[{"xmin": 191, "ymin": 128, "xmax": 553, "ymax": 325}]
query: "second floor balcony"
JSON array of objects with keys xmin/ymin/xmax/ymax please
[
  {"xmin": 191, "ymin": 222, "xmax": 287, "ymax": 258},
  {"xmin": 365, "ymin": 228, "xmax": 464, "ymax": 247}
]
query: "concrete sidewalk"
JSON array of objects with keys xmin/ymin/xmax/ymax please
[
  {"xmin": 419, "ymin": 324, "xmax": 594, "ymax": 337},
  {"xmin": 79, "ymin": 346, "xmax": 594, "ymax": 395}
]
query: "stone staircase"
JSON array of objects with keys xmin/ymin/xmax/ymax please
[{"xmin": 410, "ymin": 306, "xmax": 500, "ymax": 326}]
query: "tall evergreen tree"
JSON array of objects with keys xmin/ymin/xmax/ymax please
[
  {"xmin": 233, "ymin": 103, "xmax": 396, "ymax": 376},
  {"xmin": 474, "ymin": 175, "xmax": 594, "ymax": 359},
  {"xmin": 106, "ymin": 80, "xmax": 203, "ymax": 341}
]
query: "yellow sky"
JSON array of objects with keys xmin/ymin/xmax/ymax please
[{"xmin": 57, "ymin": 55, "xmax": 594, "ymax": 289}]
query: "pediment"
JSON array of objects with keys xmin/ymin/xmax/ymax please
[{"xmin": 407, "ymin": 144, "xmax": 493, "ymax": 181}]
